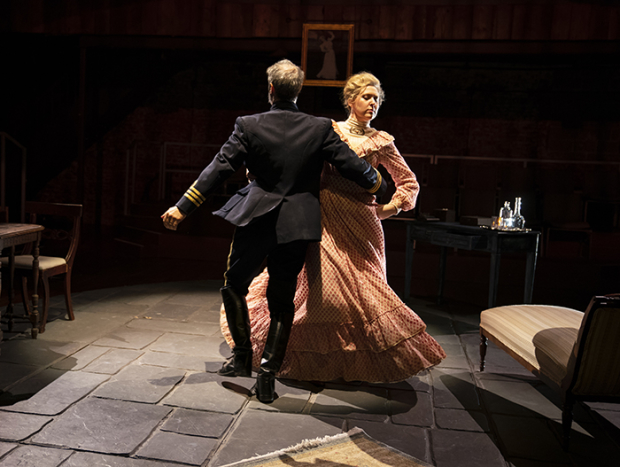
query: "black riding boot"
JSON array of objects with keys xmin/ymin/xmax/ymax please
[
  {"xmin": 218, "ymin": 286, "xmax": 253, "ymax": 377},
  {"xmin": 255, "ymin": 312, "xmax": 294, "ymax": 403}
]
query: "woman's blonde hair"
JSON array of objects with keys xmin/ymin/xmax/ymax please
[{"xmin": 341, "ymin": 72, "xmax": 385, "ymax": 115}]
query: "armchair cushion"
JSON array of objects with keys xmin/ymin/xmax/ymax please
[{"xmin": 480, "ymin": 304, "xmax": 583, "ymax": 387}]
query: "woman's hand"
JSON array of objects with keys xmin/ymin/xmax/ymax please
[
  {"xmin": 376, "ymin": 203, "xmax": 400, "ymax": 220},
  {"xmin": 246, "ymin": 168, "xmax": 256, "ymax": 182}
]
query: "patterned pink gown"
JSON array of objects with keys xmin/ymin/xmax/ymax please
[{"xmin": 220, "ymin": 123, "xmax": 446, "ymax": 382}]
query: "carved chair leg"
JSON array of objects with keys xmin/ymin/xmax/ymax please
[
  {"xmin": 480, "ymin": 333, "xmax": 488, "ymax": 372},
  {"xmin": 64, "ymin": 271, "xmax": 75, "ymax": 321},
  {"xmin": 562, "ymin": 395, "xmax": 574, "ymax": 452},
  {"xmin": 20, "ymin": 275, "xmax": 31, "ymax": 316},
  {"xmin": 39, "ymin": 274, "xmax": 51, "ymax": 334}
]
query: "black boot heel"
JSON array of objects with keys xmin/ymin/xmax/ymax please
[
  {"xmin": 255, "ymin": 371, "xmax": 277, "ymax": 403},
  {"xmin": 217, "ymin": 350, "xmax": 252, "ymax": 377}
]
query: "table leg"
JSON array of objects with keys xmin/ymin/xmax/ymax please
[
  {"xmin": 30, "ymin": 240, "xmax": 40, "ymax": 339},
  {"xmin": 404, "ymin": 224, "xmax": 414, "ymax": 299},
  {"xmin": 6, "ymin": 246, "xmax": 15, "ymax": 332},
  {"xmin": 524, "ymin": 236, "xmax": 539, "ymax": 304},
  {"xmin": 488, "ymin": 237, "xmax": 501, "ymax": 309},
  {"xmin": 437, "ymin": 246, "xmax": 447, "ymax": 305}
]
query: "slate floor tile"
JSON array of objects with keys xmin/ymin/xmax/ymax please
[
  {"xmin": 123, "ymin": 291, "xmax": 175, "ymax": 307},
  {"xmin": 93, "ymin": 364, "xmax": 185, "ymax": 403},
  {"xmin": 77, "ymin": 300, "xmax": 149, "ymax": 316},
  {"xmin": 246, "ymin": 379, "xmax": 313, "ymax": 414},
  {"xmin": 587, "ymin": 401, "xmax": 620, "ymax": 412},
  {"xmin": 92, "ymin": 328, "xmax": 164, "ymax": 350},
  {"xmin": 84, "ymin": 348, "xmax": 144, "ymax": 374},
  {"xmin": 136, "ymin": 431, "xmax": 217, "ymax": 465},
  {"xmin": 491, "ymin": 414, "xmax": 571, "ymax": 463},
  {"xmin": 431, "ymin": 429, "xmax": 505, "ymax": 467},
  {"xmin": 435, "ymin": 342, "xmax": 471, "ymax": 370},
  {"xmin": 37, "ymin": 311, "xmax": 139, "ymax": 344},
  {"xmin": 309, "ymin": 387, "xmax": 389, "ymax": 420},
  {"xmin": 127, "ymin": 318, "xmax": 220, "ymax": 337},
  {"xmin": 100, "ymin": 289, "xmax": 162, "ymax": 305},
  {"xmin": 161, "ymin": 408, "xmax": 233, "ymax": 438},
  {"xmin": 347, "ymin": 420, "xmax": 430, "ymax": 464},
  {"xmin": 147, "ymin": 333, "xmax": 225, "ymax": 358},
  {"xmin": 479, "ymin": 379, "xmax": 563, "ymax": 420},
  {"xmin": 431, "ymin": 368, "xmax": 481, "ymax": 410},
  {"xmin": 0, "ymin": 368, "xmax": 67, "ymax": 406},
  {"xmin": 563, "ymin": 420, "xmax": 620, "ymax": 466},
  {"xmin": 187, "ymin": 306, "xmax": 222, "ymax": 324},
  {"xmin": 31, "ymin": 398, "xmax": 172, "ymax": 454},
  {"xmin": 0, "ymin": 339, "xmax": 84, "ymax": 367},
  {"xmin": 370, "ymin": 371, "xmax": 431, "ymax": 393},
  {"xmin": 164, "ymin": 290, "xmax": 218, "ymax": 307},
  {"xmin": 142, "ymin": 302, "xmax": 199, "ymax": 321},
  {"xmin": 389, "ymin": 390, "xmax": 434, "ymax": 427},
  {"xmin": 62, "ymin": 452, "xmax": 179, "ymax": 466},
  {"xmin": 162, "ymin": 372, "xmax": 248, "ymax": 414},
  {"xmin": 435, "ymin": 407, "xmax": 490, "ymax": 432},
  {"xmin": 51, "ymin": 345, "xmax": 111, "ymax": 371},
  {"xmin": 138, "ymin": 351, "xmax": 215, "ymax": 372},
  {"xmin": 0, "ymin": 445, "xmax": 72, "ymax": 466},
  {"xmin": 210, "ymin": 410, "xmax": 343, "ymax": 467},
  {"xmin": 0, "ymin": 362, "xmax": 38, "ymax": 391},
  {"xmin": 0, "ymin": 411, "xmax": 53, "ymax": 441},
  {"xmin": 2, "ymin": 371, "xmax": 109, "ymax": 415},
  {"xmin": 0, "ymin": 442, "xmax": 17, "ymax": 458}
]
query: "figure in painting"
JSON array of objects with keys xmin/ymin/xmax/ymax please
[{"xmin": 316, "ymin": 32, "xmax": 338, "ymax": 80}]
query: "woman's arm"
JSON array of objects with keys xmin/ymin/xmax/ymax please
[{"xmin": 376, "ymin": 142, "xmax": 419, "ymax": 219}]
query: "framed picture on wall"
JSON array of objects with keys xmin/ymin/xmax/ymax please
[{"xmin": 301, "ymin": 24, "xmax": 354, "ymax": 87}]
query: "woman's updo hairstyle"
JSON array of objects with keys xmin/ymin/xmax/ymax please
[{"xmin": 341, "ymin": 72, "xmax": 385, "ymax": 115}]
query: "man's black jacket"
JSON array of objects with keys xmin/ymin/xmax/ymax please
[{"xmin": 176, "ymin": 100, "xmax": 385, "ymax": 244}]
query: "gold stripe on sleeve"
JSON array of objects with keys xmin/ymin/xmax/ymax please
[
  {"xmin": 367, "ymin": 170, "xmax": 383, "ymax": 194},
  {"xmin": 189, "ymin": 186, "xmax": 206, "ymax": 203},
  {"xmin": 184, "ymin": 190, "xmax": 203, "ymax": 207}
]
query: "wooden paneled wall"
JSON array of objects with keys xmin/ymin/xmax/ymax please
[{"xmin": 4, "ymin": 0, "xmax": 620, "ymax": 41}]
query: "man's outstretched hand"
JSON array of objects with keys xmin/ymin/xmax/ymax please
[{"xmin": 161, "ymin": 206, "xmax": 186, "ymax": 231}]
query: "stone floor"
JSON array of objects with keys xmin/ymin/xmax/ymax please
[{"xmin": 0, "ymin": 280, "xmax": 619, "ymax": 467}]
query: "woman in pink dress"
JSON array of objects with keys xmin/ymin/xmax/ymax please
[{"xmin": 221, "ymin": 72, "xmax": 446, "ymax": 383}]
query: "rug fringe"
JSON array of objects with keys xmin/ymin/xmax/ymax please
[{"xmin": 244, "ymin": 427, "xmax": 365, "ymax": 461}]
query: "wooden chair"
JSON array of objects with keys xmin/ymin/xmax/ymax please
[
  {"xmin": 0, "ymin": 205, "xmax": 8, "ymax": 222},
  {"xmin": 0, "ymin": 201, "xmax": 83, "ymax": 333},
  {"xmin": 479, "ymin": 295, "xmax": 620, "ymax": 450}
]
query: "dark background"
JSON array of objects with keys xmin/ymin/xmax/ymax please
[{"xmin": 1, "ymin": 0, "xmax": 619, "ymax": 311}]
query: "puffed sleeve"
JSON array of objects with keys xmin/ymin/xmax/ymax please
[{"xmin": 378, "ymin": 142, "xmax": 419, "ymax": 212}]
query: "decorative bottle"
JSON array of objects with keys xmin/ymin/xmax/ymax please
[
  {"xmin": 514, "ymin": 197, "xmax": 525, "ymax": 230},
  {"xmin": 499, "ymin": 201, "xmax": 513, "ymax": 229}
]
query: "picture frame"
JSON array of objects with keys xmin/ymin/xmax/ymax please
[{"xmin": 301, "ymin": 24, "xmax": 354, "ymax": 87}]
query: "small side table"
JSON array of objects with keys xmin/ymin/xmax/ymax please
[
  {"xmin": 0, "ymin": 223, "xmax": 44, "ymax": 344},
  {"xmin": 389, "ymin": 219, "xmax": 540, "ymax": 308}
]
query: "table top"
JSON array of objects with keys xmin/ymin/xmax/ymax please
[
  {"xmin": 388, "ymin": 218, "xmax": 539, "ymax": 236},
  {"xmin": 0, "ymin": 223, "xmax": 44, "ymax": 238}
]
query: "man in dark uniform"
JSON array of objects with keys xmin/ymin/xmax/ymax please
[{"xmin": 162, "ymin": 59, "xmax": 385, "ymax": 403}]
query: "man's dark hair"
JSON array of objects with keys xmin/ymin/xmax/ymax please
[{"xmin": 267, "ymin": 59, "xmax": 305, "ymax": 102}]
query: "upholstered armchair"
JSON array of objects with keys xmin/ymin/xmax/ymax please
[{"xmin": 479, "ymin": 295, "xmax": 620, "ymax": 450}]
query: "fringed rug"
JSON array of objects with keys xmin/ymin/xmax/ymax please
[{"xmin": 222, "ymin": 427, "xmax": 432, "ymax": 467}]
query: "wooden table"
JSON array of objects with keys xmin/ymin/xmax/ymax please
[
  {"xmin": 390, "ymin": 219, "xmax": 540, "ymax": 308},
  {"xmin": 0, "ymin": 223, "xmax": 44, "ymax": 343}
]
